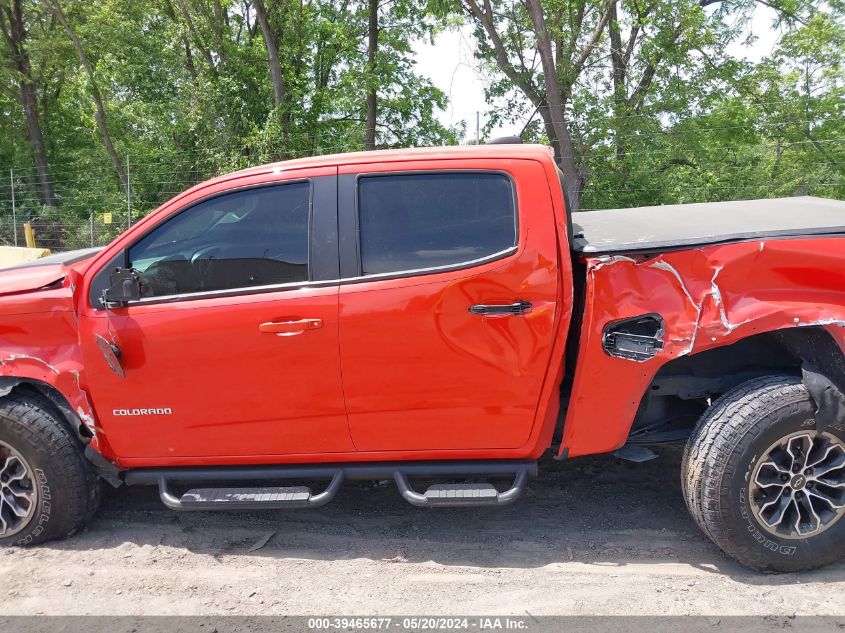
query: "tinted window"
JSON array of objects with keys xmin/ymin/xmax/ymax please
[
  {"xmin": 129, "ymin": 183, "xmax": 310, "ymax": 298},
  {"xmin": 357, "ymin": 173, "xmax": 516, "ymax": 275}
]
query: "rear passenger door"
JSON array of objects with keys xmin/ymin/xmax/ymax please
[{"xmin": 337, "ymin": 160, "xmax": 561, "ymax": 452}]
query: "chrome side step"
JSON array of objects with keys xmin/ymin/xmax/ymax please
[
  {"xmin": 157, "ymin": 473, "xmax": 344, "ymax": 511},
  {"xmin": 394, "ymin": 468, "xmax": 530, "ymax": 507}
]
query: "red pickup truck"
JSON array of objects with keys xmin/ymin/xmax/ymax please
[{"xmin": 1, "ymin": 143, "xmax": 844, "ymax": 572}]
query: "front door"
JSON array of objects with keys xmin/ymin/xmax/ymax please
[
  {"xmin": 79, "ymin": 174, "xmax": 354, "ymax": 461},
  {"xmin": 337, "ymin": 160, "xmax": 563, "ymax": 452}
]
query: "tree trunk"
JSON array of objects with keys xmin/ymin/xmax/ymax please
[
  {"xmin": 254, "ymin": 0, "xmax": 285, "ymax": 110},
  {"xmin": 365, "ymin": 0, "xmax": 378, "ymax": 150},
  {"xmin": 175, "ymin": 0, "xmax": 217, "ymax": 73},
  {"xmin": 182, "ymin": 36, "xmax": 198, "ymax": 81},
  {"xmin": 212, "ymin": 0, "xmax": 225, "ymax": 52},
  {"xmin": 48, "ymin": 0, "xmax": 128, "ymax": 195},
  {"xmin": 1, "ymin": 0, "xmax": 56, "ymax": 207},
  {"xmin": 19, "ymin": 82, "xmax": 55, "ymax": 206},
  {"xmin": 524, "ymin": 0, "xmax": 582, "ymax": 210},
  {"xmin": 607, "ymin": 2, "xmax": 626, "ymax": 160},
  {"xmin": 161, "ymin": 0, "xmax": 198, "ymax": 80}
]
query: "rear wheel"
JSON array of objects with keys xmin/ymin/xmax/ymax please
[
  {"xmin": 0, "ymin": 394, "xmax": 101, "ymax": 546},
  {"xmin": 683, "ymin": 375, "xmax": 845, "ymax": 572}
]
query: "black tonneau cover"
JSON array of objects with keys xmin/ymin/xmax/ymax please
[{"xmin": 571, "ymin": 196, "xmax": 845, "ymax": 254}]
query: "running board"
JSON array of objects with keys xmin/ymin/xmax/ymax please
[
  {"xmin": 157, "ymin": 473, "xmax": 344, "ymax": 511},
  {"xmin": 124, "ymin": 460, "xmax": 537, "ymax": 512},
  {"xmin": 394, "ymin": 469, "xmax": 529, "ymax": 507}
]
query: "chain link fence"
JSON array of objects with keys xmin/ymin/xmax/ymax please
[
  {"xmin": 0, "ymin": 219, "xmax": 144, "ymax": 255},
  {"xmin": 0, "ymin": 157, "xmax": 204, "ymax": 253},
  {"xmin": 0, "ymin": 214, "xmax": 131, "ymax": 252},
  {"xmin": 0, "ymin": 137, "xmax": 843, "ymax": 253},
  {"xmin": 0, "ymin": 143, "xmax": 365, "ymax": 253}
]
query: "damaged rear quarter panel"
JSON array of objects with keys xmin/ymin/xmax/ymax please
[{"xmin": 561, "ymin": 236, "xmax": 845, "ymax": 458}]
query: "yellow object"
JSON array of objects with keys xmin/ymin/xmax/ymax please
[
  {"xmin": 103, "ymin": 212, "xmax": 113, "ymax": 225},
  {"xmin": 0, "ymin": 246, "xmax": 51, "ymax": 269},
  {"xmin": 23, "ymin": 222, "xmax": 35, "ymax": 248}
]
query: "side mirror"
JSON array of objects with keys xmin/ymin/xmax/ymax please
[{"xmin": 102, "ymin": 267, "xmax": 141, "ymax": 307}]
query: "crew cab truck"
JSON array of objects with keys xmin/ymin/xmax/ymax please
[{"xmin": 1, "ymin": 143, "xmax": 845, "ymax": 573}]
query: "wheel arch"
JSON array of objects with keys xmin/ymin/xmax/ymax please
[
  {"xmin": 0, "ymin": 377, "xmax": 121, "ymax": 486},
  {"xmin": 629, "ymin": 326, "xmax": 845, "ymax": 441},
  {"xmin": 0, "ymin": 377, "xmax": 93, "ymax": 445}
]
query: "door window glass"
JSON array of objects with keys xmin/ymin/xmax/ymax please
[
  {"xmin": 357, "ymin": 173, "xmax": 516, "ymax": 275},
  {"xmin": 129, "ymin": 183, "xmax": 310, "ymax": 298}
]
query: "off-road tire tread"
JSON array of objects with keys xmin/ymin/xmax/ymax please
[
  {"xmin": 0, "ymin": 394, "xmax": 101, "ymax": 545},
  {"xmin": 681, "ymin": 374, "xmax": 844, "ymax": 572}
]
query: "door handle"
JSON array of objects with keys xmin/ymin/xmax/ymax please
[
  {"xmin": 258, "ymin": 318, "xmax": 323, "ymax": 336},
  {"xmin": 469, "ymin": 301, "xmax": 533, "ymax": 316}
]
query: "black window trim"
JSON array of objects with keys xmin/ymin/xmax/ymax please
[
  {"xmin": 89, "ymin": 177, "xmax": 339, "ymax": 309},
  {"xmin": 342, "ymin": 169, "xmax": 520, "ymax": 284}
]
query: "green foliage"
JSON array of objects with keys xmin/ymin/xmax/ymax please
[
  {"xmin": 580, "ymin": 3, "xmax": 845, "ymax": 210},
  {"xmin": 453, "ymin": 0, "xmax": 844, "ymax": 210},
  {"xmin": 0, "ymin": 0, "xmax": 842, "ymax": 248},
  {"xmin": 0, "ymin": 0, "xmax": 458, "ymax": 243}
]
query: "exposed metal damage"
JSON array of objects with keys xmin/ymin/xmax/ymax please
[
  {"xmin": 708, "ymin": 266, "xmax": 753, "ymax": 335},
  {"xmin": 647, "ymin": 259, "xmax": 701, "ymax": 354},
  {"xmin": 0, "ymin": 354, "xmax": 101, "ymax": 448},
  {"xmin": 0, "ymin": 270, "xmax": 109, "ymax": 460},
  {"xmin": 561, "ymin": 237, "xmax": 845, "ymax": 458}
]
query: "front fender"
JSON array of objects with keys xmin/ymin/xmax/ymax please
[
  {"xmin": 561, "ymin": 236, "xmax": 845, "ymax": 458},
  {"xmin": 0, "ymin": 294, "xmax": 109, "ymax": 455},
  {"xmin": 0, "ymin": 349, "xmax": 101, "ymax": 449}
]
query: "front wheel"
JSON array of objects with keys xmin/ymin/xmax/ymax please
[
  {"xmin": 0, "ymin": 394, "xmax": 101, "ymax": 546},
  {"xmin": 682, "ymin": 375, "xmax": 845, "ymax": 572}
]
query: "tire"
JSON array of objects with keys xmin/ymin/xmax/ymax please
[
  {"xmin": 682, "ymin": 375, "xmax": 845, "ymax": 572},
  {"xmin": 0, "ymin": 394, "xmax": 102, "ymax": 546}
]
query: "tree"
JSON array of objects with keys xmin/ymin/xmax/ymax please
[
  {"xmin": 0, "ymin": 0, "xmax": 459, "ymax": 249},
  {"xmin": 2, "ymin": 0, "xmax": 838, "ymax": 253},
  {"xmin": 578, "ymin": 1, "xmax": 845, "ymax": 210},
  {"xmin": 46, "ymin": 0, "xmax": 128, "ymax": 195},
  {"xmin": 365, "ymin": 0, "xmax": 378, "ymax": 150},
  {"xmin": 0, "ymin": 0, "xmax": 55, "ymax": 206},
  {"xmin": 440, "ymin": 0, "xmax": 621, "ymax": 208},
  {"xmin": 439, "ymin": 0, "xmax": 839, "ymax": 210},
  {"xmin": 254, "ymin": 0, "xmax": 284, "ymax": 110}
]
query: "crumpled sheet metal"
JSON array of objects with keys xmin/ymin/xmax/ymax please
[
  {"xmin": 560, "ymin": 237, "xmax": 845, "ymax": 458},
  {"xmin": 0, "ymin": 354, "xmax": 97, "ymax": 440},
  {"xmin": 0, "ymin": 283, "xmax": 106, "ymax": 454}
]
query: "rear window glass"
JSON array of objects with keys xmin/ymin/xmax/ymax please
[{"xmin": 357, "ymin": 173, "xmax": 516, "ymax": 276}]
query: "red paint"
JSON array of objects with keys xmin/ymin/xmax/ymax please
[
  {"xmin": 0, "ymin": 265, "xmax": 67, "ymax": 296},
  {"xmin": 0, "ymin": 143, "xmax": 842, "ymax": 471},
  {"xmin": 77, "ymin": 284, "xmax": 353, "ymax": 459},
  {"xmin": 338, "ymin": 158, "xmax": 565, "ymax": 452},
  {"xmin": 0, "ymin": 284, "xmax": 107, "ymax": 453},
  {"xmin": 560, "ymin": 238, "xmax": 845, "ymax": 458}
]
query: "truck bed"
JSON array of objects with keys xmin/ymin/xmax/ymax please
[{"xmin": 571, "ymin": 196, "xmax": 845, "ymax": 254}]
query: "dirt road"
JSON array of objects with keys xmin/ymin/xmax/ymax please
[{"xmin": 0, "ymin": 447, "xmax": 843, "ymax": 616}]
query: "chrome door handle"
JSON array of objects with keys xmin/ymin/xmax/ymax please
[
  {"xmin": 469, "ymin": 301, "xmax": 532, "ymax": 316},
  {"xmin": 258, "ymin": 318, "xmax": 323, "ymax": 336}
]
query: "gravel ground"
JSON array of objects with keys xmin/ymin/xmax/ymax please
[{"xmin": 0, "ymin": 446, "xmax": 843, "ymax": 616}]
